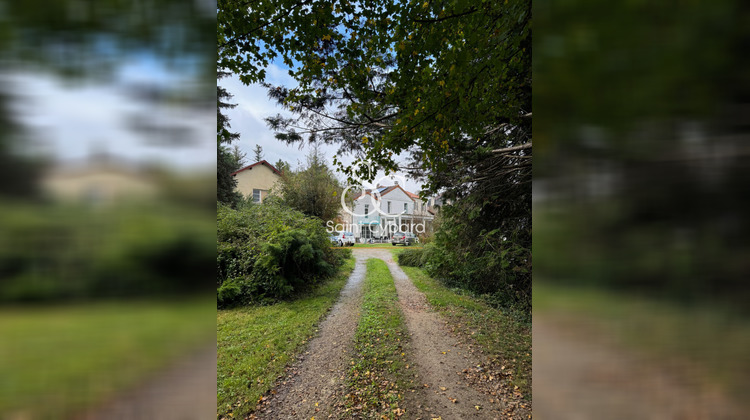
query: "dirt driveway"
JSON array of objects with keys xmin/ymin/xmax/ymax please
[
  {"xmin": 533, "ymin": 316, "xmax": 742, "ymax": 419},
  {"xmin": 254, "ymin": 248, "xmax": 526, "ymax": 419}
]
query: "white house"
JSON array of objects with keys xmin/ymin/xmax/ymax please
[{"xmin": 350, "ymin": 182, "xmax": 435, "ymax": 240}]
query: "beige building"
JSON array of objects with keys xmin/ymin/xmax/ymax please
[
  {"xmin": 42, "ymin": 157, "xmax": 158, "ymax": 205},
  {"xmin": 231, "ymin": 160, "xmax": 282, "ymax": 202}
]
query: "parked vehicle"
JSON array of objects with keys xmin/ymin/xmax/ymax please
[
  {"xmin": 391, "ymin": 231, "xmax": 417, "ymax": 246},
  {"xmin": 332, "ymin": 231, "xmax": 356, "ymax": 246}
]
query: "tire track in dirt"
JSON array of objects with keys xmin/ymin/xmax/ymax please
[
  {"xmin": 253, "ymin": 253, "xmax": 368, "ymax": 419},
  {"xmin": 368, "ymin": 249, "xmax": 507, "ymax": 419},
  {"xmin": 78, "ymin": 344, "xmax": 216, "ymax": 420},
  {"xmin": 534, "ymin": 316, "xmax": 742, "ymax": 420}
]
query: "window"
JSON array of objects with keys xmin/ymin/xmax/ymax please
[
  {"xmin": 252, "ymin": 189, "xmax": 261, "ymax": 203},
  {"xmin": 364, "ymin": 204, "xmax": 369, "ymax": 218},
  {"xmin": 387, "ymin": 201, "xmax": 391, "ymax": 213},
  {"xmin": 404, "ymin": 203, "xmax": 408, "ymax": 213}
]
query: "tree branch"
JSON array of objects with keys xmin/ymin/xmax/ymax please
[
  {"xmin": 412, "ymin": 7, "xmax": 478, "ymax": 23},
  {"xmin": 491, "ymin": 142, "xmax": 532, "ymax": 154}
]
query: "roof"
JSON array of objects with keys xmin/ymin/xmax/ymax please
[
  {"xmin": 230, "ymin": 160, "xmax": 282, "ymax": 176},
  {"xmin": 356, "ymin": 184, "xmax": 420, "ymax": 201},
  {"xmin": 405, "ymin": 190, "xmax": 420, "ymax": 200}
]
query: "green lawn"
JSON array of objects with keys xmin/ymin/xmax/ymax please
[
  {"xmin": 534, "ymin": 282, "xmax": 750, "ymax": 406},
  {"xmin": 0, "ymin": 297, "xmax": 215, "ymax": 419},
  {"xmin": 217, "ymin": 258, "xmax": 355, "ymax": 419},
  {"xmin": 344, "ymin": 259, "xmax": 410, "ymax": 418},
  {"xmin": 398, "ymin": 266, "xmax": 532, "ymax": 399}
]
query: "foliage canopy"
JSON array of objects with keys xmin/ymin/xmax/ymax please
[{"xmin": 219, "ymin": 0, "xmax": 530, "ymax": 194}]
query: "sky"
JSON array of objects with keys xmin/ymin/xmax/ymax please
[
  {"xmin": 5, "ymin": 57, "xmax": 215, "ymax": 172},
  {"xmin": 220, "ymin": 64, "xmax": 428, "ymax": 196},
  {"xmin": 5, "ymin": 51, "xmax": 425, "ymax": 194}
]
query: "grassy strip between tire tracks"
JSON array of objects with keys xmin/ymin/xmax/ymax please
[
  {"xmin": 217, "ymin": 258, "xmax": 355, "ymax": 419},
  {"xmin": 344, "ymin": 259, "xmax": 412, "ymax": 419},
  {"xmin": 398, "ymin": 265, "xmax": 532, "ymax": 400}
]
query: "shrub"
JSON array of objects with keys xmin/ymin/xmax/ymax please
[
  {"xmin": 217, "ymin": 278, "xmax": 242, "ymax": 307},
  {"xmin": 397, "ymin": 248, "xmax": 425, "ymax": 267},
  {"xmin": 329, "ymin": 247, "xmax": 353, "ymax": 266},
  {"xmin": 421, "ymin": 204, "xmax": 531, "ymax": 313},
  {"xmin": 417, "ymin": 234, "xmax": 433, "ymax": 245},
  {"xmin": 0, "ymin": 203, "xmax": 215, "ymax": 302},
  {"xmin": 216, "ymin": 201, "xmax": 341, "ymax": 307}
]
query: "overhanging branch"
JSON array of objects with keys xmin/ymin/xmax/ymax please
[{"xmin": 491, "ymin": 142, "xmax": 532, "ymax": 154}]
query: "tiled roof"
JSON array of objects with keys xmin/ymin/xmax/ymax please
[
  {"xmin": 356, "ymin": 184, "xmax": 420, "ymax": 201},
  {"xmin": 230, "ymin": 160, "xmax": 282, "ymax": 176}
]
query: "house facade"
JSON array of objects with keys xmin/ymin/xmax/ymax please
[
  {"xmin": 41, "ymin": 156, "xmax": 158, "ymax": 205},
  {"xmin": 231, "ymin": 160, "xmax": 282, "ymax": 203},
  {"xmin": 349, "ymin": 183, "xmax": 435, "ymax": 240}
]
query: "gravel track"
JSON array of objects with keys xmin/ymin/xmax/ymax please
[
  {"xmin": 252, "ymin": 253, "xmax": 368, "ymax": 419},
  {"xmin": 534, "ymin": 316, "xmax": 742, "ymax": 419},
  {"xmin": 375, "ymin": 249, "xmax": 507, "ymax": 419},
  {"xmin": 77, "ymin": 345, "xmax": 216, "ymax": 420},
  {"xmin": 256, "ymin": 248, "xmax": 516, "ymax": 419}
]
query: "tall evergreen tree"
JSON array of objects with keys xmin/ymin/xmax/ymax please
[
  {"xmin": 217, "ymin": 69, "xmax": 241, "ymax": 205},
  {"xmin": 274, "ymin": 159, "xmax": 291, "ymax": 175},
  {"xmin": 0, "ymin": 87, "xmax": 41, "ymax": 198},
  {"xmin": 231, "ymin": 144, "xmax": 247, "ymax": 168},
  {"xmin": 253, "ymin": 144, "xmax": 264, "ymax": 162},
  {"xmin": 277, "ymin": 146, "xmax": 344, "ymax": 223}
]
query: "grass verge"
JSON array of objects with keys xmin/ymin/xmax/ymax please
[
  {"xmin": 534, "ymin": 281, "xmax": 750, "ymax": 406},
  {"xmin": 216, "ymin": 258, "xmax": 355, "ymax": 419},
  {"xmin": 344, "ymin": 259, "xmax": 411, "ymax": 418},
  {"xmin": 398, "ymin": 266, "xmax": 532, "ymax": 399},
  {"xmin": 0, "ymin": 297, "xmax": 215, "ymax": 419}
]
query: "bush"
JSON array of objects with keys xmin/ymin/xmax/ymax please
[
  {"xmin": 416, "ymin": 234, "xmax": 433, "ymax": 245},
  {"xmin": 0, "ymin": 202, "xmax": 215, "ymax": 302},
  {"xmin": 217, "ymin": 201, "xmax": 342, "ymax": 307},
  {"xmin": 330, "ymin": 247, "xmax": 353, "ymax": 266},
  {"xmin": 421, "ymin": 204, "xmax": 531, "ymax": 313},
  {"xmin": 397, "ymin": 248, "xmax": 425, "ymax": 267}
]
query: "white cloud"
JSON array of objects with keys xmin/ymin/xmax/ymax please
[{"xmin": 6, "ymin": 70, "xmax": 215, "ymax": 170}]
